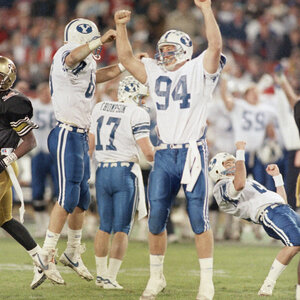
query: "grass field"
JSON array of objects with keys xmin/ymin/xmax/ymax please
[{"xmin": 0, "ymin": 237, "xmax": 297, "ymax": 300}]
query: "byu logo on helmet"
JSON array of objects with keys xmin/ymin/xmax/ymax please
[
  {"xmin": 76, "ymin": 24, "xmax": 93, "ymax": 34},
  {"xmin": 180, "ymin": 36, "xmax": 192, "ymax": 47}
]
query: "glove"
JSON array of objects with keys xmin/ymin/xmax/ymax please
[{"xmin": 0, "ymin": 155, "xmax": 7, "ymax": 174}]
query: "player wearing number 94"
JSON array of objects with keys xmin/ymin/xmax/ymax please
[
  {"xmin": 115, "ymin": 1, "xmax": 225, "ymax": 299},
  {"xmin": 209, "ymin": 141, "xmax": 300, "ymax": 297},
  {"xmin": 37, "ymin": 18, "xmax": 126, "ymax": 285}
]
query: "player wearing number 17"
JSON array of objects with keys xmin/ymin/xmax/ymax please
[
  {"xmin": 37, "ymin": 18, "xmax": 126, "ymax": 285},
  {"xmin": 115, "ymin": 1, "xmax": 225, "ymax": 299}
]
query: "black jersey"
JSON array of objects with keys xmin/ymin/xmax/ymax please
[{"xmin": 0, "ymin": 89, "xmax": 38, "ymax": 149}]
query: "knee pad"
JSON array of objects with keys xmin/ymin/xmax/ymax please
[{"xmin": 148, "ymin": 204, "xmax": 169, "ymax": 235}]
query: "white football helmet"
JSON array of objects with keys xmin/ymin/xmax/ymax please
[
  {"xmin": 155, "ymin": 30, "xmax": 193, "ymax": 71},
  {"xmin": 208, "ymin": 152, "xmax": 236, "ymax": 182},
  {"xmin": 64, "ymin": 18, "xmax": 102, "ymax": 60},
  {"xmin": 118, "ymin": 76, "xmax": 148, "ymax": 105}
]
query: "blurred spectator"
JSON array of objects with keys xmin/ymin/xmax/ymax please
[{"xmin": 146, "ymin": 1, "xmax": 165, "ymax": 44}]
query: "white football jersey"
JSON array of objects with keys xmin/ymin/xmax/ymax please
[
  {"xmin": 32, "ymin": 99, "xmax": 56, "ymax": 153},
  {"xmin": 213, "ymin": 177, "xmax": 285, "ymax": 223},
  {"xmin": 90, "ymin": 101, "xmax": 150, "ymax": 162},
  {"xmin": 50, "ymin": 42, "xmax": 96, "ymax": 129},
  {"xmin": 142, "ymin": 52, "xmax": 225, "ymax": 144},
  {"xmin": 230, "ymin": 99, "xmax": 277, "ymax": 152}
]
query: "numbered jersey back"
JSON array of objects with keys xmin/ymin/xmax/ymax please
[
  {"xmin": 142, "ymin": 52, "xmax": 223, "ymax": 144},
  {"xmin": 90, "ymin": 101, "xmax": 150, "ymax": 162},
  {"xmin": 50, "ymin": 43, "xmax": 96, "ymax": 129}
]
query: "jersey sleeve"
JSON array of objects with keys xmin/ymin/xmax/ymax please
[
  {"xmin": 61, "ymin": 43, "xmax": 89, "ymax": 76},
  {"xmin": 7, "ymin": 95, "xmax": 39, "ymax": 137},
  {"xmin": 131, "ymin": 107, "xmax": 150, "ymax": 141}
]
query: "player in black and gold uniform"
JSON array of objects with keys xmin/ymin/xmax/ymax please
[{"xmin": 0, "ymin": 56, "xmax": 62, "ymax": 289}]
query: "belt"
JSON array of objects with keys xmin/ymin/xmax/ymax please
[
  {"xmin": 98, "ymin": 162, "xmax": 134, "ymax": 168},
  {"xmin": 155, "ymin": 139, "xmax": 206, "ymax": 150},
  {"xmin": 57, "ymin": 122, "xmax": 88, "ymax": 134},
  {"xmin": 257, "ymin": 203, "xmax": 281, "ymax": 223}
]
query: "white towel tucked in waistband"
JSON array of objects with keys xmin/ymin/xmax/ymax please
[
  {"xmin": 131, "ymin": 163, "xmax": 147, "ymax": 220},
  {"xmin": 181, "ymin": 140, "xmax": 202, "ymax": 192}
]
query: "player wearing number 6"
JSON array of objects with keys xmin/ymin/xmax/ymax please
[
  {"xmin": 209, "ymin": 141, "xmax": 300, "ymax": 297},
  {"xmin": 115, "ymin": 1, "xmax": 225, "ymax": 299},
  {"xmin": 38, "ymin": 18, "xmax": 126, "ymax": 285}
]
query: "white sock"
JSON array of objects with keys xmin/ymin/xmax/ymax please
[
  {"xmin": 107, "ymin": 258, "xmax": 122, "ymax": 281},
  {"xmin": 95, "ymin": 255, "xmax": 108, "ymax": 278},
  {"xmin": 296, "ymin": 284, "xmax": 300, "ymax": 300},
  {"xmin": 150, "ymin": 255, "xmax": 164, "ymax": 278},
  {"xmin": 27, "ymin": 245, "xmax": 41, "ymax": 258},
  {"xmin": 66, "ymin": 228, "xmax": 82, "ymax": 251},
  {"xmin": 199, "ymin": 258, "xmax": 213, "ymax": 284},
  {"xmin": 43, "ymin": 230, "xmax": 60, "ymax": 250},
  {"xmin": 266, "ymin": 259, "xmax": 287, "ymax": 282}
]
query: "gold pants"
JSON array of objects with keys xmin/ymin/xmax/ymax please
[{"xmin": 0, "ymin": 162, "xmax": 18, "ymax": 226}]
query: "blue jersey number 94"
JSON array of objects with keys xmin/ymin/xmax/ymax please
[{"xmin": 155, "ymin": 75, "xmax": 191, "ymax": 110}]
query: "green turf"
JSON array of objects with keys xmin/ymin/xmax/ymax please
[{"xmin": 0, "ymin": 238, "xmax": 297, "ymax": 299}]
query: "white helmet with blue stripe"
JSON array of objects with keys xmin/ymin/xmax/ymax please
[
  {"xmin": 156, "ymin": 30, "xmax": 193, "ymax": 71},
  {"xmin": 118, "ymin": 76, "xmax": 148, "ymax": 105},
  {"xmin": 208, "ymin": 152, "xmax": 236, "ymax": 182},
  {"xmin": 64, "ymin": 18, "xmax": 101, "ymax": 60}
]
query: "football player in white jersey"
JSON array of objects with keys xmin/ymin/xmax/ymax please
[
  {"xmin": 114, "ymin": 1, "xmax": 225, "ymax": 299},
  {"xmin": 220, "ymin": 75, "xmax": 279, "ymax": 188},
  {"xmin": 209, "ymin": 141, "xmax": 300, "ymax": 297},
  {"xmin": 89, "ymin": 76, "xmax": 154, "ymax": 290},
  {"xmin": 31, "ymin": 82, "xmax": 57, "ymax": 238},
  {"xmin": 37, "ymin": 18, "xmax": 127, "ymax": 285}
]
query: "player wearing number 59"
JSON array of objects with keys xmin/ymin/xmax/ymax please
[
  {"xmin": 115, "ymin": 1, "xmax": 225, "ymax": 299},
  {"xmin": 38, "ymin": 18, "xmax": 126, "ymax": 285},
  {"xmin": 209, "ymin": 141, "xmax": 300, "ymax": 297}
]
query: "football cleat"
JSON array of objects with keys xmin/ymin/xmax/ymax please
[
  {"xmin": 30, "ymin": 265, "xmax": 47, "ymax": 289},
  {"xmin": 196, "ymin": 282, "xmax": 215, "ymax": 300},
  {"xmin": 33, "ymin": 248, "xmax": 65, "ymax": 285},
  {"xmin": 95, "ymin": 275, "xmax": 104, "ymax": 287},
  {"xmin": 258, "ymin": 278, "xmax": 276, "ymax": 296},
  {"xmin": 102, "ymin": 278, "xmax": 123, "ymax": 289},
  {"xmin": 140, "ymin": 274, "xmax": 166, "ymax": 300},
  {"xmin": 59, "ymin": 244, "xmax": 94, "ymax": 281}
]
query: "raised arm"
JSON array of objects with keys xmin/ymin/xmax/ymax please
[
  {"xmin": 195, "ymin": 0, "xmax": 222, "ymax": 74},
  {"xmin": 65, "ymin": 29, "xmax": 117, "ymax": 68},
  {"xmin": 233, "ymin": 141, "xmax": 247, "ymax": 191},
  {"xmin": 114, "ymin": 10, "xmax": 147, "ymax": 84},
  {"xmin": 266, "ymin": 164, "xmax": 287, "ymax": 203},
  {"xmin": 274, "ymin": 66, "xmax": 299, "ymax": 108}
]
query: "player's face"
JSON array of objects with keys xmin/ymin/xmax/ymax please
[
  {"xmin": 245, "ymin": 87, "xmax": 259, "ymax": 105},
  {"xmin": 223, "ymin": 158, "xmax": 236, "ymax": 176},
  {"xmin": 160, "ymin": 45, "xmax": 177, "ymax": 67}
]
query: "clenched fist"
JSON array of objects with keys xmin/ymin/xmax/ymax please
[
  {"xmin": 101, "ymin": 29, "xmax": 116, "ymax": 44},
  {"xmin": 266, "ymin": 164, "xmax": 280, "ymax": 177},
  {"xmin": 114, "ymin": 10, "xmax": 131, "ymax": 25}
]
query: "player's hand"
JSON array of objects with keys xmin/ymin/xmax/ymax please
[
  {"xmin": 101, "ymin": 29, "xmax": 116, "ymax": 44},
  {"xmin": 135, "ymin": 52, "xmax": 149, "ymax": 60},
  {"xmin": 235, "ymin": 141, "xmax": 246, "ymax": 150},
  {"xmin": 266, "ymin": 164, "xmax": 280, "ymax": 176},
  {"xmin": 114, "ymin": 10, "xmax": 131, "ymax": 25},
  {"xmin": 194, "ymin": 0, "xmax": 211, "ymax": 9}
]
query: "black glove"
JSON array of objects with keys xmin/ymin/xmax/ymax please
[{"xmin": 0, "ymin": 155, "xmax": 7, "ymax": 174}]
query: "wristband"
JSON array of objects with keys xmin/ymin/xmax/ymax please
[
  {"xmin": 87, "ymin": 37, "xmax": 102, "ymax": 51},
  {"xmin": 273, "ymin": 174, "xmax": 284, "ymax": 187},
  {"xmin": 236, "ymin": 149, "xmax": 245, "ymax": 161},
  {"xmin": 118, "ymin": 63, "xmax": 126, "ymax": 73},
  {"xmin": 3, "ymin": 152, "xmax": 18, "ymax": 166}
]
